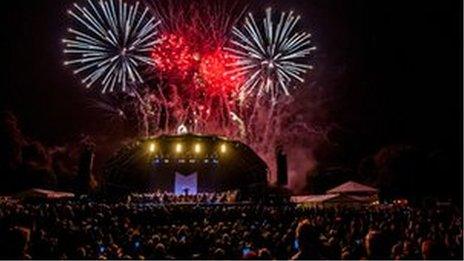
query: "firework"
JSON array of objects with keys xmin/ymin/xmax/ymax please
[
  {"xmin": 145, "ymin": 0, "xmax": 249, "ymax": 135},
  {"xmin": 63, "ymin": 0, "xmax": 160, "ymax": 93},
  {"xmin": 148, "ymin": 0, "xmax": 248, "ymax": 94},
  {"xmin": 199, "ymin": 49, "xmax": 243, "ymax": 94},
  {"xmin": 151, "ymin": 34, "xmax": 195, "ymax": 81},
  {"xmin": 227, "ymin": 8, "xmax": 316, "ymax": 99}
]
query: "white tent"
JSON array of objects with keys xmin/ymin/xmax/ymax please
[
  {"xmin": 291, "ymin": 194, "xmax": 339, "ymax": 204},
  {"xmin": 291, "ymin": 193, "xmax": 372, "ymax": 207},
  {"xmin": 327, "ymin": 181, "xmax": 378, "ymax": 195},
  {"xmin": 16, "ymin": 188, "xmax": 75, "ymax": 200}
]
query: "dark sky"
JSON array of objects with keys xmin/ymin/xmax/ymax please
[{"xmin": 1, "ymin": 0, "xmax": 462, "ymax": 188}]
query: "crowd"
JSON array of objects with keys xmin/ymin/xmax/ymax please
[
  {"xmin": 0, "ymin": 198, "xmax": 462, "ymax": 259},
  {"xmin": 129, "ymin": 190, "xmax": 239, "ymax": 204}
]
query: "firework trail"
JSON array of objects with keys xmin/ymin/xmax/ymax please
[
  {"xmin": 63, "ymin": 0, "xmax": 160, "ymax": 93},
  {"xmin": 87, "ymin": 98, "xmax": 126, "ymax": 122},
  {"xmin": 148, "ymin": 0, "xmax": 248, "ymax": 51}
]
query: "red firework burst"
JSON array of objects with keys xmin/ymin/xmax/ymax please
[
  {"xmin": 199, "ymin": 49, "xmax": 242, "ymax": 94},
  {"xmin": 146, "ymin": 0, "xmax": 249, "ymax": 137},
  {"xmin": 151, "ymin": 34, "xmax": 195, "ymax": 81},
  {"xmin": 149, "ymin": 0, "xmax": 248, "ymax": 95},
  {"xmin": 152, "ymin": 34, "xmax": 243, "ymax": 95}
]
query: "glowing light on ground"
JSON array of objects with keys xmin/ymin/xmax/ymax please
[
  {"xmin": 148, "ymin": 143, "xmax": 156, "ymax": 153},
  {"xmin": 175, "ymin": 143, "xmax": 183, "ymax": 153},
  {"xmin": 194, "ymin": 143, "xmax": 201, "ymax": 153},
  {"xmin": 220, "ymin": 143, "xmax": 227, "ymax": 154}
]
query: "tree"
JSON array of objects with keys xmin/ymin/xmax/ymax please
[{"xmin": 373, "ymin": 144, "xmax": 428, "ymax": 201}]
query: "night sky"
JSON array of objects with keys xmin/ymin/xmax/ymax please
[{"xmin": 1, "ymin": 1, "xmax": 462, "ymax": 193}]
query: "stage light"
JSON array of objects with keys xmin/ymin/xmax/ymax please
[
  {"xmin": 175, "ymin": 143, "xmax": 183, "ymax": 153},
  {"xmin": 148, "ymin": 143, "xmax": 156, "ymax": 153},
  {"xmin": 194, "ymin": 143, "xmax": 201, "ymax": 153},
  {"xmin": 220, "ymin": 143, "xmax": 227, "ymax": 154}
]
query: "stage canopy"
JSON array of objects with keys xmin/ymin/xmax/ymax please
[{"xmin": 104, "ymin": 134, "xmax": 268, "ymax": 193}]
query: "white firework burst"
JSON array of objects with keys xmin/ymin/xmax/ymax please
[
  {"xmin": 63, "ymin": 0, "xmax": 160, "ymax": 93},
  {"xmin": 227, "ymin": 8, "xmax": 316, "ymax": 99}
]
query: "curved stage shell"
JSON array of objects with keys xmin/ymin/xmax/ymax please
[{"xmin": 104, "ymin": 134, "xmax": 269, "ymax": 193}]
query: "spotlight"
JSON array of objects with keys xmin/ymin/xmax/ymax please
[
  {"xmin": 194, "ymin": 143, "xmax": 201, "ymax": 154},
  {"xmin": 175, "ymin": 143, "xmax": 183, "ymax": 153},
  {"xmin": 220, "ymin": 143, "xmax": 227, "ymax": 154},
  {"xmin": 148, "ymin": 143, "xmax": 156, "ymax": 153}
]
